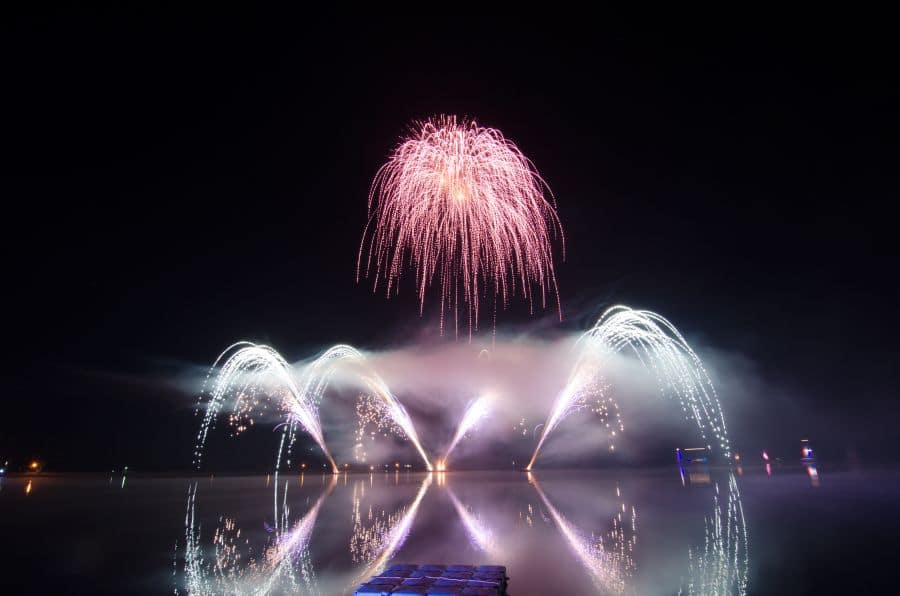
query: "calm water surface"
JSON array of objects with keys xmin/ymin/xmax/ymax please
[{"xmin": 0, "ymin": 466, "xmax": 897, "ymax": 594}]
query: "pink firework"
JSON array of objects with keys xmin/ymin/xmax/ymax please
[{"xmin": 358, "ymin": 115, "xmax": 564, "ymax": 335}]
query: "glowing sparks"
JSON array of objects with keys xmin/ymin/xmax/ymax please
[
  {"xmin": 442, "ymin": 395, "xmax": 491, "ymax": 469},
  {"xmin": 528, "ymin": 306, "xmax": 732, "ymax": 470},
  {"xmin": 358, "ymin": 115, "xmax": 564, "ymax": 335}
]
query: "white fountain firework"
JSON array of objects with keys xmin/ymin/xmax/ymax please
[
  {"xmin": 195, "ymin": 342, "xmax": 433, "ymax": 475},
  {"xmin": 438, "ymin": 394, "xmax": 491, "ymax": 470},
  {"xmin": 194, "ymin": 342, "xmax": 337, "ymax": 473},
  {"xmin": 296, "ymin": 344, "xmax": 432, "ymax": 472},
  {"xmin": 528, "ymin": 305, "xmax": 731, "ymax": 470}
]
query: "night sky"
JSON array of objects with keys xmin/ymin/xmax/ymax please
[{"xmin": 4, "ymin": 11, "xmax": 898, "ymax": 471}]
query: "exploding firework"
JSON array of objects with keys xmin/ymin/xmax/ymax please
[
  {"xmin": 528, "ymin": 306, "xmax": 732, "ymax": 470},
  {"xmin": 358, "ymin": 115, "xmax": 564, "ymax": 336},
  {"xmin": 439, "ymin": 394, "xmax": 491, "ymax": 470}
]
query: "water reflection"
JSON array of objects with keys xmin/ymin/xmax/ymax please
[
  {"xmin": 181, "ymin": 473, "xmax": 433, "ymax": 595},
  {"xmin": 805, "ymin": 464, "xmax": 820, "ymax": 487},
  {"xmin": 350, "ymin": 473, "xmax": 432, "ymax": 587},
  {"xmin": 679, "ymin": 472, "xmax": 749, "ymax": 595},
  {"xmin": 528, "ymin": 473, "xmax": 637, "ymax": 594},
  {"xmin": 183, "ymin": 475, "xmax": 337, "ymax": 594},
  {"xmin": 176, "ymin": 469, "xmax": 750, "ymax": 595}
]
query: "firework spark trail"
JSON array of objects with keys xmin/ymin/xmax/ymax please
[
  {"xmin": 528, "ymin": 474, "xmax": 637, "ymax": 594},
  {"xmin": 358, "ymin": 115, "xmax": 564, "ymax": 336},
  {"xmin": 439, "ymin": 395, "xmax": 491, "ymax": 470},
  {"xmin": 299, "ymin": 345, "xmax": 433, "ymax": 471},
  {"xmin": 194, "ymin": 343, "xmax": 338, "ymax": 473},
  {"xmin": 680, "ymin": 473, "xmax": 749, "ymax": 595},
  {"xmin": 528, "ymin": 305, "xmax": 732, "ymax": 470}
]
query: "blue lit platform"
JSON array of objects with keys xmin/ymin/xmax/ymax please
[{"xmin": 355, "ymin": 564, "xmax": 508, "ymax": 595}]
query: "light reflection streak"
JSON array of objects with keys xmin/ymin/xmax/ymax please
[
  {"xmin": 805, "ymin": 464, "xmax": 820, "ymax": 487},
  {"xmin": 679, "ymin": 472, "xmax": 749, "ymax": 595},
  {"xmin": 441, "ymin": 395, "xmax": 491, "ymax": 470},
  {"xmin": 447, "ymin": 488, "xmax": 497, "ymax": 555},
  {"xmin": 180, "ymin": 473, "xmax": 432, "ymax": 595},
  {"xmin": 181, "ymin": 475, "xmax": 336, "ymax": 595},
  {"xmin": 351, "ymin": 474, "xmax": 432, "ymax": 587},
  {"xmin": 528, "ymin": 473, "xmax": 636, "ymax": 594},
  {"xmin": 254, "ymin": 474, "xmax": 338, "ymax": 596}
]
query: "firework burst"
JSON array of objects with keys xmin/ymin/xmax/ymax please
[{"xmin": 358, "ymin": 115, "xmax": 564, "ymax": 336}]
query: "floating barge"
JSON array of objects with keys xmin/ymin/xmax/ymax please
[{"xmin": 355, "ymin": 564, "xmax": 508, "ymax": 595}]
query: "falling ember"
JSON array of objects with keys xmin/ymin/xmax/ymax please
[{"xmin": 358, "ymin": 115, "xmax": 564, "ymax": 336}]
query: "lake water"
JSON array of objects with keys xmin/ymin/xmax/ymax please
[{"xmin": 0, "ymin": 466, "xmax": 897, "ymax": 594}]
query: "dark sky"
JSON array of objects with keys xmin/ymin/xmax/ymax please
[{"xmin": 4, "ymin": 10, "xmax": 898, "ymax": 470}]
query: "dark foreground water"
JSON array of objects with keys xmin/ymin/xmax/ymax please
[{"xmin": 0, "ymin": 466, "xmax": 897, "ymax": 594}]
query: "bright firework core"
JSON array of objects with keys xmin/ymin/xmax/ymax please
[{"xmin": 358, "ymin": 115, "xmax": 564, "ymax": 336}]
